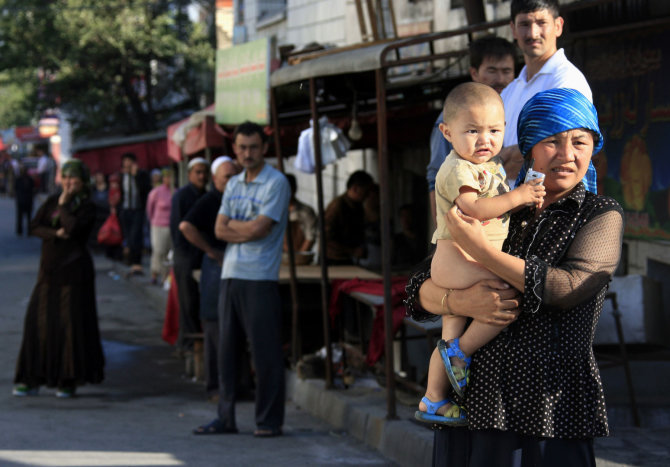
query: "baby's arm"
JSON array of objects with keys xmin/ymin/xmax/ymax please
[{"xmin": 455, "ymin": 180, "xmax": 544, "ymax": 221}]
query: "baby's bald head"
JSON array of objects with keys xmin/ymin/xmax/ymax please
[{"xmin": 442, "ymin": 82, "xmax": 503, "ymax": 123}]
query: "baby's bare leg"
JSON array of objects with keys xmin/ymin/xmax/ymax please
[
  {"xmin": 458, "ymin": 321, "xmax": 507, "ymax": 357},
  {"xmin": 420, "ymin": 315, "xmax": 466, "ymax": 414},
  {"xmin": 431, "ymin": 239, "xmax": 505, "ymax": 358}
]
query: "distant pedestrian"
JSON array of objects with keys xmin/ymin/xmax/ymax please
[
  {"xmin": 13, "ymin": 159, "xmax": 105, "ymax": 398},
  {"xmin": 118, "ymin": 152, "xmax": 151, "ymax": 275},
  {"xmin": 14, "ymin": 164, "xmax": 35, "ymax": 236},
  {"xmin": 146, "ymin": 168, "xmax": 173, "ymax": 284},
  {"xmin": 35, "ymin": 145, "xmax": 57, "ymax": 195},
  {"xmin": 90, "ymin": 171, "xmax": 110, "ymax": 248}
]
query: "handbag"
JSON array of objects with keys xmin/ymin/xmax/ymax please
[{"xmin": 97, "ymin": 212, "xmax": 123, "ymax": 246}]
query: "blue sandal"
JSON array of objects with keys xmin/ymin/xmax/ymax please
[
  {"xmin": 438, "ymin": 338, "xmax": 471, "ymax": 398},
  {"xmin": 414, "ymin": 397, "xmax": 468, "ymax": 426}
]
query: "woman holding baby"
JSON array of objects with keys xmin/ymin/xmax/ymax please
[{"xmin": 406, "ymin": 88, "xmax": 624, "ymax": 466}]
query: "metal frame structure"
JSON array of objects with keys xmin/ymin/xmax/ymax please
[{"xmin": 268, "ymin": 0, "xmax": 670, "ymax": 419}]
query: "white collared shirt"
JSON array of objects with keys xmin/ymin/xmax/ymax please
[{"xmin": 501, "ymin": 48, "xmax": 592, "ymax": 148}]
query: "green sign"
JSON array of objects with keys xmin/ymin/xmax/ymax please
[{"xmin": 215, "ymin": 38, "xmax": 270, "ymax": 125}]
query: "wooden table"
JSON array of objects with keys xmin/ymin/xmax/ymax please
[{"xmin": 279, "ymin": 264, "xmax": 382, "ymax": 283}]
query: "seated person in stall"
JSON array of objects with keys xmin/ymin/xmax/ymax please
[
  {"xmin": 416, "ymin": 82, "xmax": 544, "ymax": 425},
  {"xmin": 283, "ymin": 174, "xmax": 317, "ymax": 257},
  {"xmin": 323, "ymin": 170, "xmax": 374, "ymax": 265}
]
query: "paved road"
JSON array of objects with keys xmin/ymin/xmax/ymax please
[{"xmin": 0, "ymin": 196, "xmax": 394, "ymax": 466}]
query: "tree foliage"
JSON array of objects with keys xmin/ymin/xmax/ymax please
[
  {"xmin": 0, "ymin": 0, "xmax": 215, "ymax": 137},
  {"xmin": 0, "ymin": 70, "xmax": 40, "ymax": 128}
]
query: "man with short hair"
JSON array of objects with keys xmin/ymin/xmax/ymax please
[
  {"xmin": 179, "ymin": 156, "xmax": 240, "ymax": 400},
  {"xmin": 119, "ymin": 152, "xmax": 151, "ymax": 274},
  {"xmin": 427, "ymin": 36, "xmax": 516, "ymax": 223},
  {"xmin": 324, "ymin": 170, "xmax": 374, "ymax": 265},
  {"xmin": 194, "ymin": 121, "xmax": 290, "ymax": 437},
  {"xmin": 170, "ymin": 157, "xmax": 209, "ymax": 351},
  {"xmin": 499, "ymin": 0, "xmax": 593, "ymax": 187}
]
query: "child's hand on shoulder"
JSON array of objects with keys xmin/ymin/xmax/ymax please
[{"xmin": 514, "ymin": 179, "xmax": 545, "ymax": 208}]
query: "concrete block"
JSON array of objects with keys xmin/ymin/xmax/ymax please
[
  {"xmin": 380, "ymin": 421, "xmax": 433, "ymax": 467},
  {"xmin": 287, "ymin": 371, "xmax": 435, "ymax": 467}
]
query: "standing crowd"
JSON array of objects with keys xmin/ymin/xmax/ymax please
[{"xmin": 10, "ymin": 1, "xmax": 624, "ymax": 465}]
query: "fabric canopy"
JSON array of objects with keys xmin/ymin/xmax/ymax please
[
  {"xmin": 14, "ymin": 126, "xmax": 47, "ymax": 143},
  {"xmin": 75, "ymin": 138, "xmax": 170, "ymax": 176},
  {"xmin": 166, "ymin": 105, "xmax": 228, "ymax": 162}
]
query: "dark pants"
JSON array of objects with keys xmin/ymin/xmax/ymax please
[
  {"xmin": 217, "ymin": 279, "xmax": 285, "ymax": 431},
  {"xmin": 202, "ymin": 319, "xmax": 219, "ymax": 394},
  {"xmin": 173, "ymin": 249, "xmax": 202, "ymax": 349},
  {"xmin": 119, "ymin": 208, "xmax": 144, "ymax": 265},
  {"xmin": 433, "ymin": 427, "xmax": 596, "ymax": 467},
  {"xmin": 200, "ymin": 255, "xmax": 221, "ymax": 394},
  {"xmin": 16, "ymin": 203, "xmax": 32, "ymax": 235}
]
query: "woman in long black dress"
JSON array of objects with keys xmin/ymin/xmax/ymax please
[{"xmin": 13, "ymin": 159, "xmax": 105, "ymax": 398}]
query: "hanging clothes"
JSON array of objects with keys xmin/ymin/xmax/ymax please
[{"xmin": 294, "ymin": 117, "xmax": 351, "ymax": 174}]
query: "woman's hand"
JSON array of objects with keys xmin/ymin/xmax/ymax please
[
  {"xmin": 445, "ymin": 205, "xmax": 489, "ymax": 260},
  {"xmin": 55, "ymin": 228, "xmax": 70, "ymax": 239},
  {"xmin": 450, "ymin": 279, "xmax": 520, "ymax": 325},
  {"xmin": 58, "ymin": 183, "xmax": 78, "ymax": 206}
]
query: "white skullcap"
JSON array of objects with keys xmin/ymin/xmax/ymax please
[
  {"xmin": 187, "ymin": 157, "xmax": 209, "ymax": 171},
  {"xmin": 211, "ymin": 155, "xmax": 234, "ymax": 175}
]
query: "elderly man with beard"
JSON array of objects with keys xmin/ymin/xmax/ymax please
[
  {"xmin": 170, "ymin": 158, "xmax": 209, "ymax": 353},
  {"xmin": 179, "ymin": 156, "xmax": 241, "ymax": 400}
]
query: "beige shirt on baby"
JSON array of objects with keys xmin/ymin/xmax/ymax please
[{"xmin": 432, "ymin": 150, "xmax": 510, "ymax": 244}]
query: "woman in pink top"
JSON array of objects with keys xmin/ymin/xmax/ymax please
[{"xmin": 146, "ymin": 169, "xmax": 173, "ymax": 284}]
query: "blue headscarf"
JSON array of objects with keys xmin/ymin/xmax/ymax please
[{"xmin": 514, "ymin": 88, "xmax": 603, "ymax": 193}]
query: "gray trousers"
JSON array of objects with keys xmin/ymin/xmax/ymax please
[{"xmin": 217, "ymin": 279, "xmax": 285, "ymax": 430}]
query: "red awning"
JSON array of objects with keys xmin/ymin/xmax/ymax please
[
  {"xmin": 75, "ymin": 138, "xmax": 171, "ymax": 176},
  {"xmin": 15, "ymin": 126, "xmax": 47, "ymax": 143},
  {"xmin": 167, "ymin": 105, "xmax": 229, "ymax": 162}
]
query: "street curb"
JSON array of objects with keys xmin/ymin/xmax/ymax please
[{"xmin": 287, "ymin": 371, "xmax": 433, "ymax": 467}]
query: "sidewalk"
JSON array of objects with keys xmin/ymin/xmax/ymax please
[{"xmin": 115, "ymin": 256, "xmax": 670, "ymax": 467}]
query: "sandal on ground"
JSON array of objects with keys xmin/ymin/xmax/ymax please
[
  {"xmin": 56, "ymin": 387, "xmax": 76, "ymax": 398},
  {"xmin": 254, "ymin": 427, "xmax": 282, "ymax": 438},
  {"xmin": 193, "ymin": 419, "xmax": 238, "ymax": 435},
  {"xmin": 12, "ymin": 384, "xmax": 39, "ymax": 397},
  {"xmin": 414, "ymin": 397, "xmax": 468, "ymax": 426},
  {"xmin": 438, "ymin": 338, "xmax": 471, "ymax": 398}
]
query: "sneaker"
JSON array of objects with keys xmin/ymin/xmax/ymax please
[
  {"xmin": 55, "ymin": 387, "xmax": 76, "ymax": 398},
  {"xmin": 12, "ymin": 384, "xmax": 39, "ymax": 397}
]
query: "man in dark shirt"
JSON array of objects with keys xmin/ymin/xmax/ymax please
[
  {"xmin": 119, "ymin": 152, "xmax": 151, "ymax": 275},
  {"xmin": 170, "ymin": 157, "xmax": 209, "ymax": 351},
  {"xmin": 179, "ymin": 156, "xmax": 239, "ymax": 398},
  {"xmin": 323, "ymin": 170, "xmax": 374, "ymax": 265}
]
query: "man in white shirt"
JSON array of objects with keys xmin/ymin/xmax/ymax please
[{"xmin": 500, "ymin": 0, "xmax": 592, "ymax": 187}]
